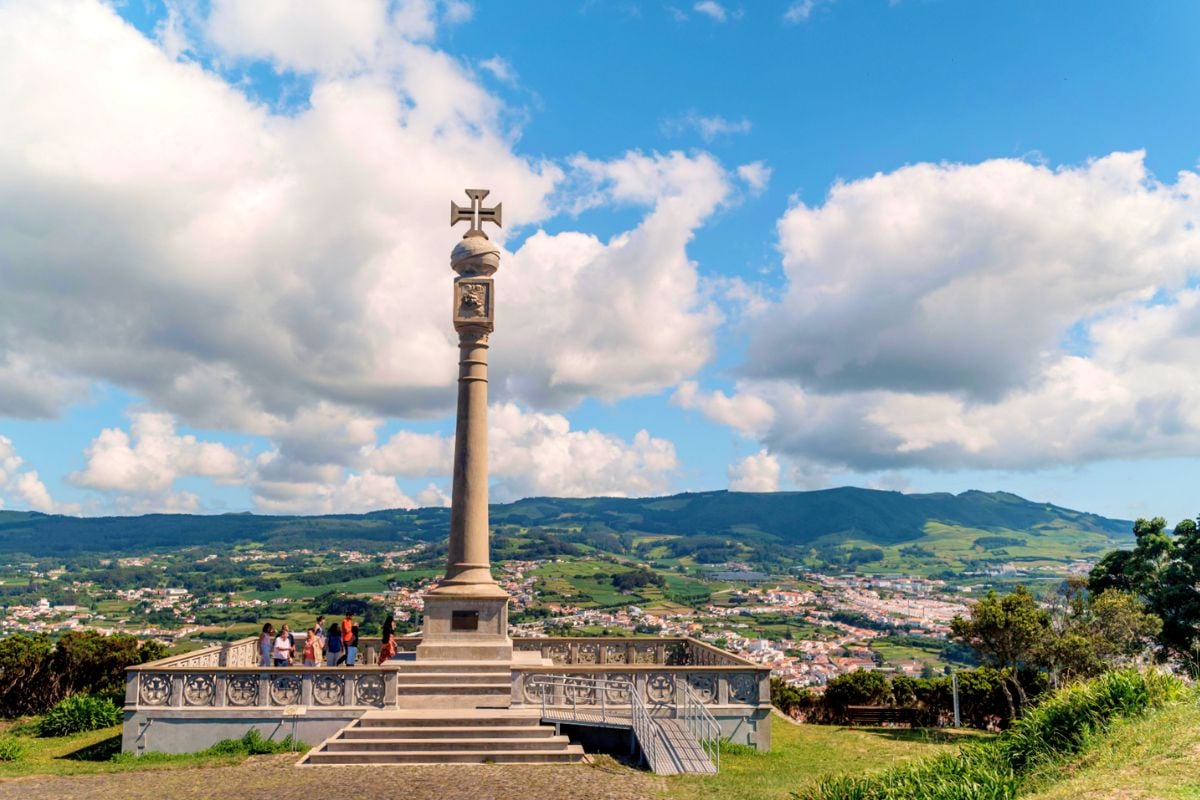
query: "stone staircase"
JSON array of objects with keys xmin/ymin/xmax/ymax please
[
  {"xmin": 299, "ymin": 708, "xmax": 585, "ymax": 765},
  {"xmin": 392, "ymin": 659, "xmax": 513, "ymax": 709}
]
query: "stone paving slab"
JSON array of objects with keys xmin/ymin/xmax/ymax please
[{"xmin": 0, "ymin": 755, "xmax": 664, "ymax": 800}]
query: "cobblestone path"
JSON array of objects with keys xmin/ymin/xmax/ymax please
[{"xmin": 0, "ymin": 756, "xmax": 664, "ymax": 800}]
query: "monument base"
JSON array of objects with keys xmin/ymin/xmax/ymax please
[{"xmin": 417, "ymin": 594, "xmax": 513, "ymax": 662}]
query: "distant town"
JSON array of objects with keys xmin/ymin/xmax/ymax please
[{"xmin": 0, "ymin": 537, "xmax": 1082, "ymax": 692}]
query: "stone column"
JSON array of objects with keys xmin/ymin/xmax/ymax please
[
  {"xmin": 418, "ymin": 191, "xmax": 513, "ymax": 662},
  {"xmin": 434, "ymin": 235, "xmax": 507, "ymax": 596}
]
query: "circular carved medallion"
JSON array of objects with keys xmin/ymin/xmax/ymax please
[
  {"xmin": 646, "ymin": 673, "xmax": 675, "ymax": 703},
  {"xmin": 604, "ymin": 673, "xmax": 632, "ymax": 703},
  {"xmin": 183, "ymin": 674, "xmax": 215, "ymax": 706},
  {"xmin": 688, "ymin": 673, "xmax": 718, "ymax": 704},
  {"xmin": 269, "ymin": 675, "xmax": 302, "ymax": 705},
  {"xmin": 139, "ymin": 674, "xmax": 171, "ymax": 706},
  {"xmin": 226, "ymin": 674, "xmax": 259, "ymax": 706},
  {"xmin": 312, "ymin": 674, "xmax": 344, "ymax": 706},
  {"xmin": 730, "ymin": 673, "xmax": 757, "ymax": 704},
  {"xmin": 355, "ymin": 674, "xmax": 385, "ymax": 706}
]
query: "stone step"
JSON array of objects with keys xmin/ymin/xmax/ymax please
[
  {"xmin": 396, "ymin": 693, "xmax": 512, "ymax": 710},
  {"xmin": 391, "ymin": 661, "xmax": 512, "ymax": 673},
  {"xmin": 393, "ymin": 672, "xmax": 510, "ymax": 685},
  {"xmin": 356, "ymin": 714, "xmax": 536, "ymax": 728},
  {"xmin": 360, "ymin": 708, "xmax": 540, "ymax": 719},
  {"xmin": 396, "ymin": 681, "xmax": 511, "ymax": 692},
  {"xmin": 303, "ymin": 747, "xmax": 585, "ymax": 765},
  {"xmin": 324, "ymin": 736, "xmax": 573, "ymax": 752},
  {"xmin": 341, "ymin": 725, "xmax": 555, "ymax": 739}
]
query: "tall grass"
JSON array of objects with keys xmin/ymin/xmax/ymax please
[{"xmin": 797, "ymin": 670, "xmax": 1185, "ymax": 800}]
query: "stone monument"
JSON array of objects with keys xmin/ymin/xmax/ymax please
[{"xmin": 416, "ymin": 189, "xmax": 514, "ymax": 663}]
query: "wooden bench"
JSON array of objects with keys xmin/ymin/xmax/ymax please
[{"xmin": 845, "ymin": 705, "xmax": 918, "ymax": 726}]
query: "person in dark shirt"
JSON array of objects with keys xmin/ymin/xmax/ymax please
[
  {"xmin": 346, "ymin": 624, "xmax": 360, "ymax": 666},
  {"xmin": 326, "ymin": 622, "xmax": 344, "ymax": 666}
]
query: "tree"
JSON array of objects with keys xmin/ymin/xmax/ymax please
[
  {"xmin": 1041, "ymin": 578, "xmax": 1161, "ymax": 683},
  {"xmin": 770, "ymin": 678, "xmax": 815, "ymax": 717},
  {"xmin": 951, "ymin": 585, "xmax": 1049, "ymax": 716},
  {"xmin": 823, "ymin": 668, "xmax": 890, "ymax": 718},
  {"xmin": 0, "ymin": 631, "xmax": 165, "ymax": 717},
  {"xmin": 0, "ymin": 633, "xmax": 55, "ymax": 716},
  {"xmin": 1089, "ymin": 516, "xmax": 1200, "ymax": 671}
]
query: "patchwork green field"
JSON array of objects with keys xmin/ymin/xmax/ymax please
[
  {"xmin": 532, "ymin": 559, "xmax": 712, "ymax": 609},
  {"xmin": 820, "ymin": 520, "xmax": 1127, "ymax": 578}
]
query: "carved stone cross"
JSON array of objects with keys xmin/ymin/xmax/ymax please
[{"xmin": 450, "ymin": 188, "xmax": 503, "ymax": 239}]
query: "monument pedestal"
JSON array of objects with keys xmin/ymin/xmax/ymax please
[{"xmin": 417, "ymin": 592, "xmax": 513, "ymax": 662}]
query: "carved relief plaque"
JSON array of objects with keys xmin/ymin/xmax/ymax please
[{"xmin": 454, "ymin": 278, "xmax": 494, "ymax": 327}]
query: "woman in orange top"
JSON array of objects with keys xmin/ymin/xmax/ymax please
[{"xmin": 379, "ymin": 615, "xmax": 396, "ymax": 664}]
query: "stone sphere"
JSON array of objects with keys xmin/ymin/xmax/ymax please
[{"xmin": 451, "ymin": 236, "xmax": 500, "ymax": 276}]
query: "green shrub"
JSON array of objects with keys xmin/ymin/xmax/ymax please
[
  {"xmin": 203, "ymin": 729, "xmax": 304, "ymax": 756},
  {"xmin": 800, "ymin": 670, "xmax": 1183, "ymax": 800},
  {"xmin": 717, "ymin": 739, "xmax": 758, "ymax": 757},
  {"xmin": 37, "ymin": 694, "xmax": 123, "ymax": 737},
  {"xmin": 0, "ymin": 737, "xmax": 27, "ymax": 762}
]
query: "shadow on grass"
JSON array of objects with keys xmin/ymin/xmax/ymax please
[
  {"xmin": 840, "ymin": 727, "xmax": 989, "ymax": 745},
  {"xmin": 61, "ymin": 734, "xmax": 121, "ymax": 762}
]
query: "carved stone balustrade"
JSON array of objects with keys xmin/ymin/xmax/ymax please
[
  {"xmin": 510, "ymin": 637, "xmax": 749, "ymax": 668},
  {"xmin": 127, "ymin": 666, "xmax": 395, "ymax": 710}
]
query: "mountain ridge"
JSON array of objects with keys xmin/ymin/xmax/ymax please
[{"xmin": 0, "ymin": 487, "xmax": 1132, "ymax": 558}]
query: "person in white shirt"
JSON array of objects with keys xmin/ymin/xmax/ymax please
[{"xmin": 272, "ymin": 627, "xmax": 294, "ymax": 666}]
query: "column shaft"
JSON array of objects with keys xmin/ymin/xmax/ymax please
[{"xmin": 441, "ymin": 327, "xmax": 497, "ymax": 590}]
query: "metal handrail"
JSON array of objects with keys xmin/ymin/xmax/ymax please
[
  {"xmin": 679, "ymin": 681, "xmax": 721, "ymax": 772},
  {"xmin": 526, "ymin": 674, "xmax": 668, "ymax": 772}
]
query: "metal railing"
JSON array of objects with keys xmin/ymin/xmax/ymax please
[
  {"xmin": 527, "ymin": 674, "xmax": 671, "ymax": 773},
  {"xmin": 680, "ymin": 681, "xmax": 721, "ymax": 772}
]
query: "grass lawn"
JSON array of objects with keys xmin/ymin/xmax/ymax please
[
  {"xmin": 1022, "ymin": 701, "xmax": 1200, "ymax": 800},
  {"xmin": 870, "ymin": 638, "xmax": 973, "ymax": 672},
  {"xmin": 0, "ymin": 725, "xmax": 245, "ymax": 778},
  {"xmin": 664, "ymin": 716, "xmax": 989, "ymax": 800}
]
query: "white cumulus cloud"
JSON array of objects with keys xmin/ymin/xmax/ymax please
[
  {"xmin": 672, "ymin": 381, "xmax": 775, "ymax": 438},
  {"xmin": 664, "ymin": 111, "xmax": 752, "ymax": 142},
  {"xmin": 0, "ymin": 436, "xmax": 61, "ymax": 513},
  {"xmin": 69, "ymin": 413, "xmax": 247, "ymax": 510},
  {"xmin": 364, "ymin": 403, "xmax": 679, "ymax": 501},
  {"xmin": 694, "ymin": 1, "xmax": 728, "ymax": 22},
  {"xmin": 691, "ymin": 152, "xmax": 1200, "ymax": 476},
  {"xmin": 728, "ymin": 449, "xmax": 780, "ymax": 492},
  {"xmin": 749, "ymin": 152, "xmax": 1200, "ymax": 401},
  {"xmin": 0, "ymin": 0, "xmax": 729, "ymax": 482},
  {"xmin": 205, "ymin": 0, "xmax": 432, "ymax": 75}
]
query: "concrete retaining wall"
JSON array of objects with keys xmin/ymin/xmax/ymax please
[{"xmin": 122, "ymin": 708, "xmax": 363, "ymax": 755}]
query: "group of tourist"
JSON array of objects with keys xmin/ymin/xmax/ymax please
[{"xmin": 256, "ymin": 614, "xmax": 399, "ymax": 667}]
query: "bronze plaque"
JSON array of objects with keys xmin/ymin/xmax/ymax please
[{"xmin": 451, "ymin": 610, "xmax": 479, "ymax": 631}]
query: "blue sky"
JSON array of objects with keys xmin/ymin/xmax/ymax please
[{"xmin": 0, "ymin": 0, "xmax": 1198, "ymax": 522}]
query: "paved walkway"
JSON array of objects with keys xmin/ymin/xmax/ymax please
[{"xmin": 0, "ymin": 756, "xmax": 664, "ymax": 800}]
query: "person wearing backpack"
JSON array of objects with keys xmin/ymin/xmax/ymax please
[{"xmin": 326, "ymin": 622, "xmax": 344, "ymax": 666}]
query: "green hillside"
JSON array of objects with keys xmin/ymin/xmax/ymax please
[
  {"xmin": 0, "ymin": 489, "xmax": 1131, "ymax": 573},
  {"xmin": 494, "ymin": 487, "xmax": 1128, "ymax": 542}
]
